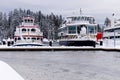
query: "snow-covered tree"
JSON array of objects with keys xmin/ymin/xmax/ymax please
[
  {"xmin": 0, "ymin": 8, "xmax": 63, "ymax": 40},
  {"xmin": 104, "ymin": 17, "xmax": 111, "ymax": 27}
]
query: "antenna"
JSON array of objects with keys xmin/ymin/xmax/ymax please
[
  {"xmin": 111, "ymin": 13, "xmax": 115, "ymax": 27},
  {"xmin": 80, "ymin": 8, "xmax": 82, "ymax": 15}
]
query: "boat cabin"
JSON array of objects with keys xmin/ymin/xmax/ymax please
[
  {"xmin": 58, "ymin": 16, "xmax": 97, "ymax": 39},
  {"xmin": 14, "ymin": 16, "xmax": 43, "ymax": 46}
]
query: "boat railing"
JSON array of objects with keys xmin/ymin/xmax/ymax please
[
  {"xmin": 67, "ymin": 20, "xmax": 89, "ymax": 24},
  {"xmin": 104, "ymin": 31, "xmax": 120, "ymax": 37}
]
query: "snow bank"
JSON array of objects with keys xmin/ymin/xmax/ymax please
[{"xmin": 0, "ymin": 61, "xmax": 24, "ymax": 80}]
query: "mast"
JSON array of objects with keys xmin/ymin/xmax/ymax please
[
  {"xmin": 80, "ymin": 8, "xmax": 82, "ymax": 15},
  {"xmin": 111, "ymin": 13, "xmax": 115, "ymax": 27}
]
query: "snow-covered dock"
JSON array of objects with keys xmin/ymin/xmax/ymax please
[{"xmin": 0, "ymin": 46, "xmax": 120, "ymax": 51}]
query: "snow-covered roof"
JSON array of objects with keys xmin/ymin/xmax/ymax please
[
  {"xmin": 23, "ymin": 15, "xmax": 34, "ymax": 19},
  {"xmin": 66, "ymin": 22, "xmax": 97, "ymax": 26},
  {"xmin": 66, "ymin": 14, "xmax": 94, "ymax": 18}
]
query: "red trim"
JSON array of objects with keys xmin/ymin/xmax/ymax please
[
  {"xmin": 14, "ymin": 35, "xmax": 43, "ymax": 38},
  {"xmin": 17, "ymin": 26, "xmax": 39, "ymax": 28}
]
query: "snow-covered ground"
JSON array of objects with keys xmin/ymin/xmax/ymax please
[
  {"xmin": 0, "ymin": 51, "xmax": 120, "ymax": 80},
  {"xmin": 0, "ymin": 61, "xmax": 24, "ymax": 80}
]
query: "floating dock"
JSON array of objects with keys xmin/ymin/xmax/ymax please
[{"xmin": 0, "ymin": 46, "xmax": 120, "ymax": 51}]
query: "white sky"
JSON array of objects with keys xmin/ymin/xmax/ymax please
[{"xmin": 1, "ymin": 0, "xmax": 120, "ymax": 23}]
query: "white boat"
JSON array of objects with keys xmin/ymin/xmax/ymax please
[
  {"xmin": 14, "ymin": 16, "xmax": 43, "ymax": 46},
  {"xmin": 103, "ymin": 16, "xmax": 120, "ymax": 39},
  {"xmin": 103, "ymin": 15, "xmax": 120, "ymax": 47},
  {"xmin": 58, "ymin": 14, "xmax": 98, "ymax": 47}
]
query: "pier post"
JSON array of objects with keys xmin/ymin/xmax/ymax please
[
  {"xmin": 49, "ymin": 41, "xmax": 52, "ymax": 46},
  {"xmin": 114, "ymin": 30, "xmax": 116, "ymax": 48}
]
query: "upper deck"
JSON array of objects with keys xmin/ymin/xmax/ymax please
[
  {"xmin": 20, "ymin": 16, "xmax": 35, "ymax": 26},
  {"xmin": 66, "ymin": 15, "xmax": 95, "ymax": 24},
  {"xmin": 60, "ymin": 15, "xmax": 97, "ymax": 29},
  {"xmin": 14, "ymin": 16, "xmax": 42, "ymax": 37}
]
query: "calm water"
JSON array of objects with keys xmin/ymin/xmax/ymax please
[{"xmin": 0, "ymin": 51, "xmax": 120, "ymax": 80}]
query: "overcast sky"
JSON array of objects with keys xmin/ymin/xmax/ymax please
[{"xmin": 1, "ymin": 0, "xmax": 120, "ymax": 23}]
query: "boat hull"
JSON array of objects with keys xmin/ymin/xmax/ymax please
[
  {"xmin": 14, "ymin": 43, "xmax": 43, "ymax": 46},
  {"xmin": 59, "ymin": 40, "xmax": 96, "ymax": 47}
]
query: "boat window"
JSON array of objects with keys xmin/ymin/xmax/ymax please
[
  {"xmin": 31, "ymin": 29, "xmax": 36, "ymax": 32},
  {"xmin": 25, "ymin": 19, "xmax": 27, "ymax": 22},
  {"xmin": 18, "ymin": 37, "xmax": 21, "ymax": 40},
  {"xmin": 28, "ymin": 19, "xmax": 30, "ymax": 23},
  {"xmin": 28, "ymin": 29, "xmax": 30, "ymax": 31},
  {"xmin": 87, "ymin": 17, "xmax": 89, "ymax": 21},
  {"xmin": 30, "ymin": 19, "xmax": 33, "ymax": 23},
  {"xmin": 94, "ymin": 26, "xmax": 97, "ymax": 33},
  {"xmin": 89, "ymin": 18, "xmax": 95, "ymax": 24},
  {"xmin": 77, "ymin": 26, "xmax": 80, "ymax": 34},
  {"xmin": 72, "ymin": 17, "xmax": 77, "ymax": 21},
  {"xmin": 85, "ymin": 17, "xmax": 87, "ymax": 21},
  {"xmin": 22, "ymin": 28, "xmax": 26, "ymax": 32},
  {"xmin": 81, "ymin": 17, "xmax": 84, "ymax": 21},
  {"xmin": 41, "ymin": 38, "xmax": 43, "ymax": 41},
  {"xmin": 24, "ymin": 37, "xmax": 26, "ymax": 40},
  {"xmin": 88, "ymin": 26, "xmax": 95, "ymax": 34},
  {"xmin": 28, "ymin": 37, "xmax": 30, "ymax": 39},
  {"xmin": 37, "ymin": 38, "xmax": 40, "ymax": 40},
  {"xmin": 77, "ymin": 17, "xmax": 80, "ymax": 20},
  {"xmin": 89, "ymin": 19, "xmax": 92, "ymax": 23},
  {"xmin": 32, "ymin": 38, "xmax": 36, "ymax": 40},
  {"xmin": 68, "ymin": 26, "xmax": 76, "ymax": 34},
  {"xmin": 14, "ymin": 38, "xmax": 17, "ymax": 42},
  {"xmin": 58, "ymin": 27, "xmax": 67, "ymax": 33}
]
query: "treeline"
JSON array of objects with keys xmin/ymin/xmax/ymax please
[{"xmin": 0, "ymin": 8, "xmax": 63, "ymax": 40}]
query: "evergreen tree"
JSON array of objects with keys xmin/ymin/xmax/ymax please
[
  {"xmin": 0, "ymin": 8, "xmax": 63, "ymax": 40},
  {"xmin": 104, "ymin": 17, "xmax": 111, "ymax": 27}
]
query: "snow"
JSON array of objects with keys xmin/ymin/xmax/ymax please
[
  {"xmin": 0, "ymin": 61, "xmax": 24, "ymax": 80},
  {"xmin": 43, "ymin": 38, "xmax": 49, "ymax": 42}
]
